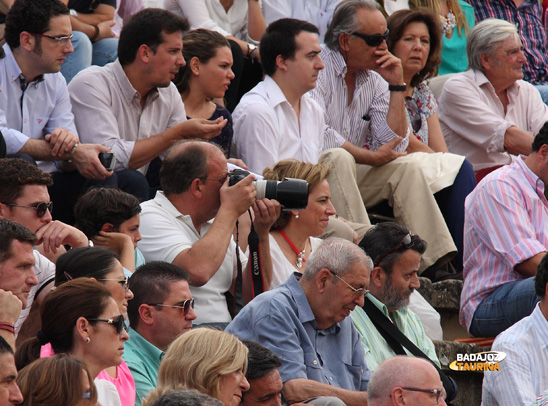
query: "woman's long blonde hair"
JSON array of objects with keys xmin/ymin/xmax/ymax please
[{"xmin": 143, "ymin": 329, "xmax": 248, "ymax": 406}]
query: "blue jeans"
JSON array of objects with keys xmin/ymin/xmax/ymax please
[
  {"xmin": 61, "ymin": 30, "xmax": 118, "ymax": 83},
  {"xmin": 469, "ymin": 277, "xmax": 538, "ymax": 337},
  {"xmin": 533, "ymin": 83, "xmax": 548, "ymax": 105}
]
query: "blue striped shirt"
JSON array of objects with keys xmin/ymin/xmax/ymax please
[
  {"xmin": 482, "ymin": 303, "xmax": 548, "ymax": 405},
  {"xmin": 467, "ymin": 0, "xmax": 548, "ymax": 84}
]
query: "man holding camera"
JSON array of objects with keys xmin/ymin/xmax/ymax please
[{"xmin": 138, "ymin": 140, "xmax": 280, "ymax": 327}]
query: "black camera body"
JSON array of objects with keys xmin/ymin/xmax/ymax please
[
  {"xmin": 228, "ymin": 169, "xmax": 309, "ymax": 210},
  {"xmin": 98, "ymin": 152, "xmax": 116, "ymax": 171}
]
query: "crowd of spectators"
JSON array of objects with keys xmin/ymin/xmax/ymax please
[{"xmin": 1, "ymin": 0, "xmax": 548, "ymax": 405}]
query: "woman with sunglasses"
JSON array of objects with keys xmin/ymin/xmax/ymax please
[
  {"xmin": 143, "ymin": 328, "xmax": 249, "ymax": 406},
  {"xmin": 50, "ymin": 247, "xmax": 135, "ymax": 406},
  {"xmin": 386, "ymin": 8, "xmax": 476, "ymax": 276},
  {"xmin": 17, "ymin": 354, "xmax": 99, "ymax": 406},
  {"xmin": 17, "ymin": 279, "xmax": 129, "ymax": 406}
]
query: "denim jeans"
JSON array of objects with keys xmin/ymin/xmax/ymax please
[
  {"xmin": 533, "ymin": 83, "xmax": 548, "ymax": 106},
  {"xmin": 61, "ymin": 30, "xmax": 118, "ymax": 83},
  {"xmin": 469, "ymin": 277, "xmax": 538, "ymax": 337}
]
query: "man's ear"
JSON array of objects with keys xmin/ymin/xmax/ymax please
[
  {"xmin": 391, "ymin": 387, "xmax": 406, "ymax": 405},
  {"xmin": 339, "ymin": 33, "xmax": 351, "ymax": 52},
  {"xmin": 190, "ymin": 177, "xmax": 205, "ymax": 199},
  {"xmin": 101, "ymin": 223, "xmax": 115, "ymax": 232},
  {"xmin": 316, "ymin": 268, "xmax": 331, "ymax": 293},
  {"xmin": 19, "ymin": 31, "xmax": 36, "ymax": 52},
  {"xmin": 138, "ymin": 44, "xmax": 153, "ymax": 63},
  {"xmin": 480, "ymin": 53, "xmax": 492, "ymax": 71},
  {"xmin": 138, "ymin": 304, "xmax": 155, "ymax": 326},
  {"xmin": 370, "ymin": 266, "xmax": 386, "ymax": 289},
  {"xmin": 0, "ymin": 202, "xmax": 8, "ymax": 219},
  {"xmin": 275, "ymin": 54, "xmax": 289, "ymax": 72}
]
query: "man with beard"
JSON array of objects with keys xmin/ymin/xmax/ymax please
[{"xmin": 350, "ymin": 222, "xmax": 440, "ymax": 370}]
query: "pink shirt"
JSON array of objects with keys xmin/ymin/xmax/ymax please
[
  {"xmin": 439, "ymin": 69, "xmax": 548, "ymax": 171},
  {"xmin": 40, "ymin": 344, "xmax": 136, "ymax": 406},
  {"xmin": 460, "ymin": 156, "xmax": 548, "ymax": 331}
]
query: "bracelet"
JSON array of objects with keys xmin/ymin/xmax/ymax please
[
  {"xmin": 0, "ymin": 322, "xmax": 15, "ymax": 334},
  {"xmin": 68, "ymin": 143, "xmax": 79, "ymax": 163},
  {"xmin": 90, "ymin": 24, "xmax": 100, "ymax": 42},
  {"xmin": 388, "ymin": 83, "xmax": 407, "ymax": 92}
]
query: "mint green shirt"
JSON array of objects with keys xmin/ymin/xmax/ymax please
[
  {"xmin": 350, "ymin": 295, "xmax": 439, "ymax": 371},
  {"xmin": 122, "ymin": 327, "xmax": 164, "ymax": 406}
]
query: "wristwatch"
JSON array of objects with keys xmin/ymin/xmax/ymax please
[
  {"xmin": 69, "ymin": 9, "xmax": 78, "ymax": 18},
  {"xmin": 247, "ymin": 43, "xmax": 257, "ymax": 58},
  {"xmin": 388, "ymin": 83, "xmax": 407, "ymax": 92}
]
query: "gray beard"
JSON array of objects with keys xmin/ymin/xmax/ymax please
[{"xmin": 380, "ymin": 275, "xmax": 412, "ymax": 311}]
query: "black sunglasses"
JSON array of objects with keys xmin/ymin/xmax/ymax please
[
  {"xmin": 375, "ymin": 232, "xmax": 414, "ymax": 267},
  {"xmin": 87, "ymin": 314, "xmax": 125, "ymax": 334},
  {"xmin": 350, "ymin": 29, "xmax": 389, "ymax": 47},
  {"xmin": 148, "ymin": 298, "xmax": 195, "ymax": 316},
  {"xmin": 1, "ymin": 201, "xmax": 53, "ymax": 218}
]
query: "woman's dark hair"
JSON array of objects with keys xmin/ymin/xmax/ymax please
[
  {"xmin": 386, "ymin": 8, "xmax": 442, "ymax": 87},
  {"xmin": 54, "ymin": 247, "xmax": 120, "ymax": 286},
  {"xmin": 16, "ymin": 279, "xmax": 113, "ymax": 370},
  {"xmin": 173, "ymin": 29, "xmax": 231, "ymax": 97},
  {"xmin": 17, "ymin": 354, "xmax": 98, "ymax": 406}
]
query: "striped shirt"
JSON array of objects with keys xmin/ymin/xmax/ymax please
[
  {"xmin": 350, "ymin": 295, "xmax": 439, "ymax": 371},
  {"xmin": 467, "ymin": 0, "xmax": 548, "ymax": 84},
  {"xmin": 309, "ymin": 46, "xmax": 409, "ymax": 151},
  {"xmin": 460, "ymin": 156, "xmax": 548, "ymax": 331},
  {"xmin": 482, "ymin": 303, "xmax": 548, "ymax": 406}
]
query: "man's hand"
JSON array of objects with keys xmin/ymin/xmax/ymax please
[
  {"xmin": 72, "ymin": 143, "xmax": 113, "ymax": 180},
  {"xmin": 93, "ymin": 231, "xmax": 134, "ymax": 255},
  {"xmin": 177, "ymin": 117, "xmax": 228, "ymax": 140},
  {"xmin": 97, "ymin": 20, "xmax": 116, "ymax": 40},
  {"xmin": 373, "ymin": 48, "xmax": 405, "ymax": 87},
  {"xmin": 371, "ymin": 136, "xmax": 407, "ymax": 166},
  {"xmin": 219, "ymin": 174, "xmax": 256, "ymax": 218},
  {"xmin": 252, "ymin": 198, "xmax": 281, "ymax": 235},
  {"xmin": 45, "ymin": 128, "xmax": 79, "ymax": 157},
  {"xmin": 36, "ymin": 221, "xmax": 88, "ymax": 255},
  {"xmin": 0, "ymin": 289, "xmax": 22, "ymax": 325},
  {"xmin": 227, "ymin": 158, "xmax": 249, "ymax": 170}
]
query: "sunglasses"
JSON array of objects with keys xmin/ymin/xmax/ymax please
[
  {"xmin": 405, "ymin": 97, "xmax": 422, "ymax": 134},
  {"xmin": 86, "ymin": 314, "xmax": 125, "ymax": 334},
  {"xmin": 2, "ymin": 201, "xmax": 53, "ymax": 218},
  {"xmin": 149, "ymin": 298, "xmax": 195, "ymax": 316},
  {"xmin": 98, "ymin": 276, "xmax": 130, "ymax": 291},
  {"xmin": 375, "ymin": 232, "xmax": 414, "ymax": 267},
  {"xmin": 350, "ymin": 29, "xmax": 389, "ymax": 47}
]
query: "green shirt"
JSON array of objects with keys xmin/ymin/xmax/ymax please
[
  {"xmin": 350, "ymin": 295, "xmax": 440, "ymax": 371},
  {"xmin": 122, "ymin": 327, "xmax": 164, "ymax": 406}
]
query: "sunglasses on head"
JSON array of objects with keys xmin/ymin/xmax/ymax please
[
  {"xmin": 375, "ymin": 232, "xmax": 414, "ymax": 267},
  {"xmin": 148, "ymin": 298, "xmax": 195, "ymax": 316},
  {"xmin": 350, "ymin": 29, "xmax": 389, "ymax": 47},
  {"xmin": 86, "ymin": 314, "xmax": 125, "ymax": 334},
  {"xmin": 1, "ymin": 201, "xmax": 53, "ymax": 218}
]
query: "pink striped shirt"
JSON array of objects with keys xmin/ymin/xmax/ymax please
[{"xmin": 460, "ymin": 156, "xmax": 548, "ymax": 331}]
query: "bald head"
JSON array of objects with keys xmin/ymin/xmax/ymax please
[
  {"xmin": 368, "ymin": 357, "xmax": 445, "ymax": 406},
  {"xmin": 160, "ymin": 140, "xmax": 225, "ymax": 195}
]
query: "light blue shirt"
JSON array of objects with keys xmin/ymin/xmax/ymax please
[
  {"xmin": 122, "ymin": 327, "xmax": 164, "ymax": 406},
  {"xmin": 226, "ymin": 273, "xmax": 370, "ymax": 390},
  {"xmin": 482, "ymin": 303, "xmax": 548, "ymax": 405},
  {"xmin": 0, "ymin": 44, "xmax": 77, "ymax": 173}
]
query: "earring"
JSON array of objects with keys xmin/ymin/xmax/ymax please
[
  {"xmin": 295, "ymin": 214, "xmax": 299, "ymax": 219},
  {"xmin": 86, "ymin": 337, "xmax": 91, "ymax": 344}
]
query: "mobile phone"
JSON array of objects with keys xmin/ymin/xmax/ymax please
[{"xmin": 98, "ymin": 152, "xmax": 116, "ymax": 171}]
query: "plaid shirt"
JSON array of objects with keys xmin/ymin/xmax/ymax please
[{"xmin": 467, "ymin": 0, "xmax": 548, "ymax": 83}]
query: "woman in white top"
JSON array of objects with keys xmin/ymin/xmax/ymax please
[{"xmin": 164, "ymin": 0, "xmax": 266, "ymax": 110}]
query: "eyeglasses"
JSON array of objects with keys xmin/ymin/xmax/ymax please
[
  {"xmin": 328, "ymin": 270, "xmax": 369, "ymax": 297},
  {"xmin": 375, "ymin": 232, "xmax": 414, "ymax": 267},
  {"xmin": 31, "ymin": 32, "xmax": 73, "ymax": 47},
  {"xmin": 204, "ymin": 173, "xmax": 228, "ymax": 185},
  {"xmin": 1, "ymin": 201, "xmax": 53, "ymax": 218},
  {"xmin": 149, "ymin": 298, "xmax": 195, "ymax": 316},
  {"xmin": 86, "ymin": 314, "xmax": 125, "ymax": 334},
  {"xmin": 98, "ymin": 276, "xmax": 130, "ymax": 291},
  {"xmin": 350, "ymin": 29, "xmax": 389, "ymax": 47},
  {"xmin": 401, "ymin": 387, "xmax": 444, "ymax": 404},
  {"xmin": 405, "ymin": 97, "xmax": 422, "ymax": 134}
]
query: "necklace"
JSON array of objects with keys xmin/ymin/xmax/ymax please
[
  {"xmin": 279, "ymin": 230, "xmax": 306, "ymax": 268},
  {"xmin": 440, "ymin": 2, "xmax": 456, "ymax": 37}
]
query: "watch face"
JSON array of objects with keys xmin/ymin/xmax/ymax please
[{"xmin": 70, "ymin": 9, "xmax": 78, "ymax": 17}]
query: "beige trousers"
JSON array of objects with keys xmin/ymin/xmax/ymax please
[{"xmin": 320, "ymin": 148, "xmax": 457, "ymax": 271}]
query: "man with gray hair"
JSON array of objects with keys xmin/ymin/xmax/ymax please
[
  {"xmin": 367, "ymin": 356, "xmax": 446, "ymax": 406},
  {"xmin": 439, "ymin": 18, "xmax": 548, "ymax": 178},
  {"xmin": 226, "ymin": 238, "xmax": 371, "ymax": 406},
  {"xmin": 309, "ymin": 0, "xmax": 460, "ymax": 279}
]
